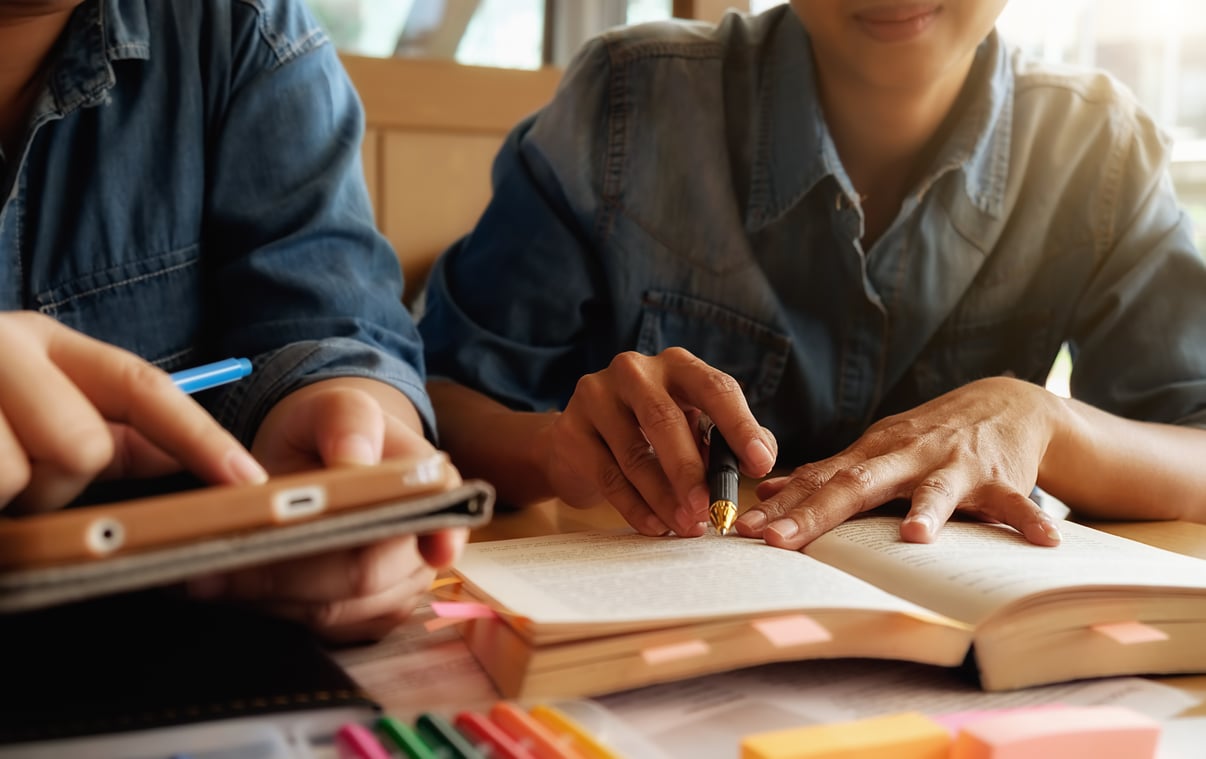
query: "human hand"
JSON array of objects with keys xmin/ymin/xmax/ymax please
[
  {"xmin": 190, "ymin": 377, "xmax": 468, "ymax": 642},
  {"xmin": 0, "ymin": 312, "xmax": 267, "ymax": 513},
  {"xmin": 734, "ymin": 376, "xmax": 1065, "ymax": 549},
  {"xmin": 536, "ymin": 348, "xmax": 777, "ymax": 537}
]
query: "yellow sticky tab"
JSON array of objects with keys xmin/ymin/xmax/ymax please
[{"xmin": 741, "ymin": 712, "xmax": 951, "ymax": 759}]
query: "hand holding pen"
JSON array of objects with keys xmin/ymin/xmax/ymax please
[
  {"xmin": 537, "ymin": 347, "xmax": 777, "ymax": 537},
  {"xmin": 0, "ymin": 312, "xmax": 265, "ymax": 513}
]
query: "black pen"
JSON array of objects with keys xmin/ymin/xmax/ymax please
[{"xmin": 704, "ymin": 416, "xmax": 739, "ymax": 535}]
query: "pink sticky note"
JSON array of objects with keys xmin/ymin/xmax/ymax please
[
  {"xmin": 950, "ymin": 705, "xmax": 1160, "ymax": 759},
  {"xmin": 430, "ymin": 601, "xmax": 499, "ymax": 619},
  {"xmin": 1091, "ymin": 621, "xmax": 1169, "ymax": 644},
  {"xmin": 751, "ymin": 614, "xmax": 832, "ymax": 648},
  {"xmin": 935, "ymin": 705, "xmax": 1067, "ymax": 734},
  {"xmin": 641, "ymin": 639, "xmax": 710, "ymax": 665}
]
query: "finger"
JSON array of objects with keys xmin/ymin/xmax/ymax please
[
  {"xmin": 307, "ymin": 388, "xmax": 386, "ymax": 467},
  {"xmin": 552, "ymin": 393, "xmax": 670, "ymax": 535},
  {"xmin": 46, "ymin": 330, "xmax": 266, "ymax": 486},
  {"xmin": 596, "ymin": 399, "xmax": 699, "ymax": 536},
  {"xmin": 899, "ymin": 466, "xmax": 974, "ymax": 543},
  {"xmin": 0, "ymin": 413, "xmax": 32, "ymax": 508},
  {"xmin": 255, "ymin": 567, "xmax": 435, "ymax": 643},
  {"xmin": 735, "ymin": 458, "xmax": 851, "ymax": 538},
  {"xmin": 417, "ymin": 528, "xmax": 469, "ymax": 570},
  {"xmin": 603, "ymin": 363, "xmax": 709, "ymax": 529},
  {"xmin": 660, "ymin": 350, "xmax": 777, "ymax": 477},
  {"xmin": 97, "ymin": 424, "xmax": 183, "ymax": 481},
  {"xmin": 190, "ymin": 535, "xmax": 423, "ymax": 603},
  {"xmin": 0, "ymin": 345, "xmax": 116, "ymax": 508},
  {"xmin": 381, "ymin": 411, "xmax": 438, "ymax": 460},
  {"xmin": 754, "ymin": 476, "xmax": 791, "ymax": 501},
  {"xmin": 756, "ymin": 453, "xmax": 915, "ymax": 550},
  {"xmin": 969, "ymin": 485, "xmax": 1062, "ymax": 547}
]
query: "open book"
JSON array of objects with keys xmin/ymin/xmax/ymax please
[{"xmin": 451, "ymin": 516, "xmax": 1206, "ymax": 699}]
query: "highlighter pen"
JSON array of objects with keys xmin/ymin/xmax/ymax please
[
  {"xmin": 335, "ymin": 723, "xmax": 392, "ymax": 759},
  {"xmin": 377, "ymin": 716, "xmax": 438, "ymax": 759},
  {"xmin": 704, "ymin": 418, "xmax": 739, "ymax": 535},
  {"xmin": 416, "ymin": 712, "xmax": 487, "ymax": 759},
  {"xmin": 489, "ymin": 701, "xmax": 587, "ymax": 759},
  {"xmin": 169, "ymin": 357, "xmax": 253, "ymax": 394},
  {"xmin": 528, "ymin": 704, "xmax": 622, "ymax": 759},
  {"xmin": 455, "ymin": 711, "xmax": 538, "ymax": 759}
]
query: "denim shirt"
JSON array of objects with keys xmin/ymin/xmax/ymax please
[
  {"xmin": 0, "ymin": 0, "xmax": 434, "ymax": 447},
  {"xmin": 420, "ymin": 5, "xmax": 1206, "ymax": 466}
]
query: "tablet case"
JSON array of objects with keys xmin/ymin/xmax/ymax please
[{"xmin": 0, "ymin": 480, "xmax": 494, "ymax": 613}]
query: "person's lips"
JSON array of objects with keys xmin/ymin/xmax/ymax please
[{"xmin": 854, "ymin": 4, "xmax": 943, "ymax": 43}]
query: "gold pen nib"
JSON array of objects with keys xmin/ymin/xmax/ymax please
[{"xmin": 710, "ymin": 499, "xmax": 737, "ymax": 536}]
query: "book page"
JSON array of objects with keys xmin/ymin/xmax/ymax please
[
  {"xmin": 455, "ymin": 530, "xmax": 951, "ymax": 627},
  {"xmin": 805, "ymin": 516, "xmax": 1206, "ymax": 625}
]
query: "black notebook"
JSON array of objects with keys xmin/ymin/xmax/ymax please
[{"xmin": 0, "ymin": 591, "xmax": 378, "ymax": 746}]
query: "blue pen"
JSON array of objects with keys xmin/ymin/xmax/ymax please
[{"xmin": 169, "ymin": 357, "xmax": 253, "ymax": 394}]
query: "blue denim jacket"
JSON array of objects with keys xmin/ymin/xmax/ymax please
[
  {"xmin": 420, "ymin": 5, "xmax": 1206, "ymax": 465},
  {"xmin": 0, "ymin": 0, "xmax": 433, "ymax": 446}
]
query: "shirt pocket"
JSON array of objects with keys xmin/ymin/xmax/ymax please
[
  {"xmin": 635, "ymin": 290, "xmax": 791, "ymax": 407},
  {"xmin": 34, "ymin": 244, "xmax": 204, "ymax": 370}
]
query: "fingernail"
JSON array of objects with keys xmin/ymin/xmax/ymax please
[
  {"xmin": 904, "ymin": 514, "xmax": 934, "ymax": 538},
  {"xmin": 737, "ymin": 510, "xmax": 767, "ymax": 531},
  {"xmin": 688, "ymin": 484, "xmax": 710, "ymax": 515},
  {"xmin": 227, "ymin": 450, "xmax": 268, "ymax": 484},
  {"xmin": 1040, "ymin": 515, "xmax": 1062, "ymax": 542},
  {"xmin": 767, "ymin": 518, "xmax": 798, "ymax": 540},
  {"xmin": 746, "ymin": 439, "xmax": 775, "ymax": 474},
  {"xmin": 332, "ymin": 434, "xmax": 377, "ymax": 466},
  {"xmin": 187, "ymin": 574, "xmax": 226, "ymax": 600}
]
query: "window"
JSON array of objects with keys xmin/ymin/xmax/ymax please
[{"xmin": 305, "ymin": 0, "xmax": 677, "ymax": 69}]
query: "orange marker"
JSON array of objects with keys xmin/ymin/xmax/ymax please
[
  {"xmin": 489, "ymin": 701, "xmax": 588, "ymax": 759},
  {"xmin": 456, "ymin": 711, "xmax": 538, "ymax": 759}
]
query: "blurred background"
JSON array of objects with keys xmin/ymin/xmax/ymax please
[
  {"xmin": 304, "ymin": 0, "xmax": 1206, "ymax": 253},
  {"xmin": 314, "ymin": 0, "xmax": 1206, "ymax": 397}
]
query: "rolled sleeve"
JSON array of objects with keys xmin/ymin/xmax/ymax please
[
  {"xmin": 200, "ymin": 5, "xmax": 432, "ymax": 440},
  {"xmin": 419, "ymin": 41, "xmax": 616, "ymax": 412},
  {"xmin": 1070, "ymin": 109, "xmax": 1206, "ymax": 428}
]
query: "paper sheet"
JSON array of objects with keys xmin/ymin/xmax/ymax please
[
  {"xmin": 330, "ymin": 600, "xmax": 1206, "ymax": 759},
  {"xmin": 594, "ymin": 659, "xmax": 1201, "ymax": 759}
]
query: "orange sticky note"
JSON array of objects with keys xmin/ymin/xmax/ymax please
[
  {"xmin": 751, "ymin": 614, "xmax": 832, "ymax": 647},
  {"xmin": 741, "ymin": 712, "xmax": 950, "ymax": 759},
  {"xmin": 640, "ymin": 639, "xmax": 710, "ymax": 665},
  {"xmin": 1090, "ymin": 621, "xmax": 1169, "ymax": 644},
  {"xmin": 950, "ymin": 705, "xmax": 1160, "ymax": 759}
]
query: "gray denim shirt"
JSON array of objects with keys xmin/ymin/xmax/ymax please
[
  {"xmin": 0, "ymin": 0, "xmax": 434, "ymax": 447},
  {"xmin": 420, "ymin": 5, "xmax": 1206, "ymax": 465}
]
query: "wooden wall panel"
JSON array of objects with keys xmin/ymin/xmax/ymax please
[
  {"xmin": 342, "ymin": 55, "xmax": 561, "ymax": 304},
  {"xmin": 379, "ymin": 131, "xmax": 504, "ymax": 303}
]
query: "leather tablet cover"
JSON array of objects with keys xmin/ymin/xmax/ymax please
[{"xmin": 0, "ymin": 480, "xmax": 494, "ymax": 613}]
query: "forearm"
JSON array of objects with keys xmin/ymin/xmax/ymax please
[
  {"xmin": 1041, "ymin": 396, "xmax": 1206, "ymax": 522},
  {"xmin": 428, "ymin": 380, "xmax": 557, "ymax": 507}
]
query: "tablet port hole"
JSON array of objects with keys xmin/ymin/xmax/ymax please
[
  {"xmin": 86, "ymin": 517, "xmax": 126, "ymax": 556},
  {"xmin": 273, "ymin": 486, "xmax": 326, "ymax": 521}
]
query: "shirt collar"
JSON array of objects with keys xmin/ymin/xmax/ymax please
[
  {"xmin": 46, "ymin": 0, "xmax": 150, "ymax": 117},
  {"xmin": 747, "ymin": 11, "xmax": 1013, "ymax": 231}
]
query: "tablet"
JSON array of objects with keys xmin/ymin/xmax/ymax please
[{"xmin": 0, "ymin": 455, "xmax": 495, "ymax": 612}]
